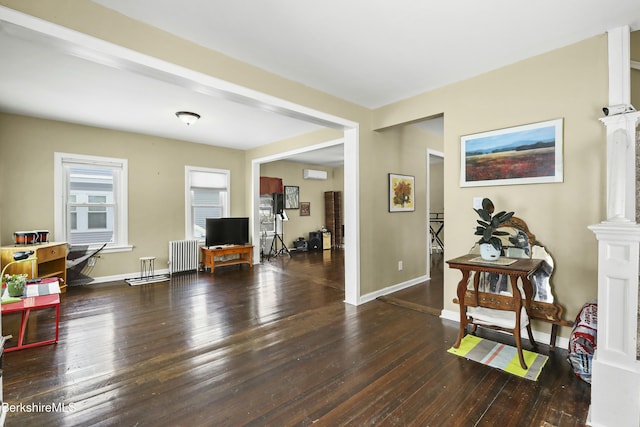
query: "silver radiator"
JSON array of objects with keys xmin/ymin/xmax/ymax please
[{"xmin": 168, "ymin": 240, "xmax": 200, "ymax": 274}]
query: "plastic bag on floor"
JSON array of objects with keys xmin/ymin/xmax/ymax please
[{"xmin": 568, "ymin": 300, "xmax": 597, "ymax": 384}]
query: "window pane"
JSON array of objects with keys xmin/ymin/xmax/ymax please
[
  {"xmin": 69, "ymin": 167, "xmax": 113, "ymax": 193},
  {"xmin": 57, "ymin": 152, "xmax": 128, "ymax": 250},
  {"xmin": 88, "ymin": 207, "xmax": 108, "ymax": 229},
  {"xmin": 69, "ymin": 230, "xmax": 114, "ymax": 245},
  {"xmin": 193, "ymin": 206, "xmax": 223, "ymax": 238},
  {"xmin": 70, "ymin": 207, "xmax": 77, "ymax": 230},
  {"xmin": 88, "ymin": 195, "xmax": 107, "ymax": 203},
  {"xmin": 192, "ymin": 189, "xmax": 220, "ymax": 205},
  {"xmin": 68, "ymin": 166, "xmax": 115, "ymax": 244},
  {"xmin": 186, "ymin": 167, "xmax": 229, "ymax": 241},
  {"xmin": 88, "ymin": 214, "xmax": 107, "ymax": 229}
]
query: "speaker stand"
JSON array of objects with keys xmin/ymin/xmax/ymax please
[{"xmin": 268, "ymin": 233, "xmax": 290, "ymax": 258}]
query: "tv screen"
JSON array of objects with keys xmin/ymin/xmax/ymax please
[{"xmin": 205, "ymin": 217, "xmax": 249, "ymax": 247}]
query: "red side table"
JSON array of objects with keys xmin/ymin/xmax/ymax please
[{"xmin": 1, "ymin": 292, "xmax": 60, "ymax": 352}]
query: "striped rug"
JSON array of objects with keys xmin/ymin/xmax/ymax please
[{"xmin": 448, "ymin": 334, "xmax": 548, "ymax": 381}]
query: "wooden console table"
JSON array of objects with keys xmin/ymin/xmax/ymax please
[
  {"xmin": 201, "ymin": 245, "xmax": 253, "ymax": 274},
  {"xmin": 447, "ymin": 254, "xmax": 543, "ymax": 369}
]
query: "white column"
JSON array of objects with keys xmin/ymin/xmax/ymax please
[
  {"xmin": 600, "ymin": 112, "xmax": 640, "ymax": 222},
  {"xmin": 588, "ymin": 224, "xmax": 640, "ymax": 427},
  {"xmin": 588, "ymin": 25, "xmax": 640, "ymax": 427},
  {"xmin": 607, "ymin": 26, "xmax": 632, "ymax": 107}
]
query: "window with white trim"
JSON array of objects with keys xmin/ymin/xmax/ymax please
[
  {"xmin": 185, "ymin": 166, "xmax": 230, "ymax": 240},
  {"xmin": 54, "ymin": 153, "xmax": 129, "ymax": 251}
]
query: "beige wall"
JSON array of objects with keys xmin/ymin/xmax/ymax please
[
  {"xmin": 362, "ymin": 123, "xmax": 445, "ymax": 287},
  {"xmin": 430, "ymin": 162, "xmax": 444, "ymax": 214},
  {"xmin": 375, "ymin": 35, "xmax": 608, "ymax": 336},
  {"xmin": 0, "ymin": 113, "xmax": 246, "ymax": 277},
  {"xmin": 260, "ymin": 160, "xmax": 343, "ymax": 248}
]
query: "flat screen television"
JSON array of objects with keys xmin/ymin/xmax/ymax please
[{"xmin": 205, "ymin": 217, "xmax": 249, "ymax": 247}]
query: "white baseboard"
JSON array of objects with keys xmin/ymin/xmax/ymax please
[
  {"xmin": 440, "ymin": 309, "xmax": 569, "ymax": 350},
  {"xmin": 359, "ymin": 275, "xmax": 429, "ymax": 305},
  {"xmin": 69, "ymin": 268, "xmax": 172, "ymax": 285},
  {"xmin": 439, "ymin": 309, "xmax": 459, "ymax": 323},
  {"xmin": 84, "ymin": 271, "xmax": 428, "ymax": 303}
]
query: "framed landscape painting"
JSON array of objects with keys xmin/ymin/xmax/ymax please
[
  {"xmin": 460, "ymin": 119, "xmax": 563, "ymax": 187},
  {"xmin": 389, "ymin": 173, "xmax": 415, "ymax": 212}
]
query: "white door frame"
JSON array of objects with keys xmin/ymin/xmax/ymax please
[
  {"xmin": 251, "ymin": 131, "xmax": 360, "ymax": 306},
  {"xmin": 426, "ymin": 148, "xmax": 444, "ymax": 279}
]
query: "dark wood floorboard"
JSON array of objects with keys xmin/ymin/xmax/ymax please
[{"xmin": 2, "ymin": 249, "xmax": 590, "ymax": 426}]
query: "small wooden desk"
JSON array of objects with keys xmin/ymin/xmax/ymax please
[
  {"xmin": 201, "ymin": 245, "xmax": 253, "ymax": 274},
  {"xmin": 1, "ymin": 242, "xmax": 67, "ymax": 292},
  {"xmin": 447, "ymin": 254, "xmax": 543, "ymax": 369}
]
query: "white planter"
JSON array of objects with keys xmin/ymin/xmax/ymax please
[{"xmin": 480, "ymin": 243, "xmax": 500, "ymax": 261}]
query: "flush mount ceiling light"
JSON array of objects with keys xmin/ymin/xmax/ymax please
[{"xmin": 175, "ymin": 111, "xmax": 200, "ymax": 126}]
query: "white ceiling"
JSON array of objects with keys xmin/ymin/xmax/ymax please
[
  {"xmin": 92, "ymin": 0, "xmax": 640, "ymax": 108},
  {"xmin": 1, "ymin": 2, "xmax": 640, "ymax": 166},
  {"xmin": 0, "ymin": 19, "xmax": 326, "ymax": 150}
]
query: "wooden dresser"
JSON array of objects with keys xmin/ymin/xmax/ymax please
[{"xmin": 1, "ymin": 242, "xmax": 67, "ymax": 292}]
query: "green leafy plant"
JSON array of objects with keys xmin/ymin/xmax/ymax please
[
  {"xmin": 3, "ymin": 273, "xmax": 27, "ymax": 297},
  {"xmin": 474, "ymin": 198, "xmax": 514, "ymax": 252}
]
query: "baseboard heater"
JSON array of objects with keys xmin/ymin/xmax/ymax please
[{"xmin": 169, "ymin": 240, "xmax": 200, "ymax": 274}]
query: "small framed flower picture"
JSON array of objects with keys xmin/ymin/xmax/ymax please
[{"xmin": 389, "ymin": 173, "xmax": 415, "ymax": 212}]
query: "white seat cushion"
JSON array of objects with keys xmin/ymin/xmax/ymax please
[{"xmin": 467, "ymin": 306, "xmax": 529, "ymax": 330}]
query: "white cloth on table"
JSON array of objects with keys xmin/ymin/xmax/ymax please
[{"xmin": 2, "ymin": 280, "xmax": 60, "ymax": 300}]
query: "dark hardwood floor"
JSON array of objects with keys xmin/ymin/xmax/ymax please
[{"xmin": 2, "ymin": 249, "xmax": 590, "ymax": 426}]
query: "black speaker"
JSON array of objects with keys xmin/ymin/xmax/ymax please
[
  {"xmin": 308, "ymin": 231, "xmax": 322, "ymax": 251},
  {"xmin": 293, "ymin": 239, "xmax": 308, "ymax": 251},
  {"xmin": 273, "ymin": 193, "xmax": 284, "ymax": 214}
]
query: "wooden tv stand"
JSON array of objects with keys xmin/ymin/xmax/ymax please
[{"xmin": 201, "ymin": 245, "xmax": 253, "ymax": 274}]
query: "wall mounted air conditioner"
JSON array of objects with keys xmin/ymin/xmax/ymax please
[{"xmin": 303, "ymin": 169, "xmax": 328, "ymax": 180}]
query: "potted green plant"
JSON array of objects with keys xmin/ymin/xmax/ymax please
[
  {"xmin": 474, "ymin": 198, "xmax": 514, "ymax": 260},
  {"xmin": 3, "ymin": 273, "xmax": 27, "ymax": 297}
]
